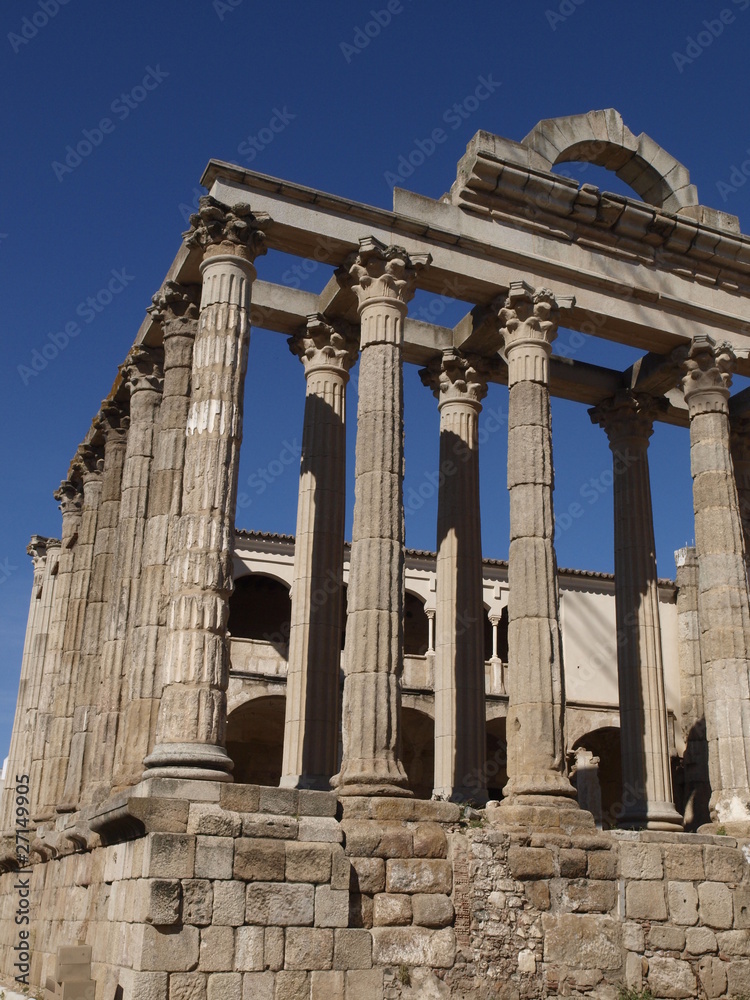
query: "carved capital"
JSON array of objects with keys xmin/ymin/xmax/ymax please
[
  {"xmin": 120, "ymin": 346, "xmax": 164, "ymax": 396},
  {"xmin": 289, "ymin": 314, "xmax": 358, "ymax": 376},
  {"xmin": 589, "ymin": 390, "xmax": 667, "ymax": 447},
  {"xmin": 74, "ymin": 444, "xmax": 105, "ymax": 485},
  {"xmin": 679, "ymin": 335, "xmax": 735, "ymax": 416},
  {"xmin": 498, "ymin": 282, "xmax": 565, "ymax": 353},
  {"xmin": 97, "ymin": 399, "xmax": 130, "ymax": 446},
  {"xmin": 27, "ymin": 534, "xmax": 49, "ymax": 583},
  {"xmin": 336, "ymin": 236, "xmax": 431, "ymax": 311},
  {"xmin": 54, "ymin": 479, "xmax": 83, "ymax": 519},
  {"xmin": 420, "ymin": 349, "xmax": 489, "ymax": 408},
  {"xmin": 183, "ymin": 195, "xmax": 270, "ymax": 262},
  {"xmin": 148, "ymin": 280, "xmax": 200, "ymax": 336}
]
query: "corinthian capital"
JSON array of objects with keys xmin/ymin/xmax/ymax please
[
  {"xmin": 678, "ymin": 335, "xmax": 735, "ymax": 415},
  {"xmin": 183, "ymin": 195, "xmax": 270, "ymax": 262},
  {"xmin": 589, "ymin": 390, "xmax": 667, "ymax": 447},
  {"xmin": 27, "ymin": 535, "xmax": 49, "ymax": 582},
  {"xmin": 74, "ymin": 444, "xmax": 105, "ymax": 483},
  {"xmin": 337, "ymin": 236, "xmax": 431, "ymax": 310},
  {"xmin": 148, "ymin": 280, "xmax": 200, "ymax": 335},
  {"xmin": 54, "ymin": 479, "xmax": 83, "ymax": 518},
  {"xmin": 289, "ymin": 314, "xmax": 358, "ymax": 376},
  {"xmin": 498, "ymin": 282, "xmax": 566, "ymax": 351},
  {"xmin": 420, "ymin": 349, "xmax": 489, "ymax": 407},
  {"xmin": 120, "ymin": 346, "xmax": 164, "ymax": 396},
  {"xmin": 97, "ymin": 399, "xmax": 130, "ymax": 442}
]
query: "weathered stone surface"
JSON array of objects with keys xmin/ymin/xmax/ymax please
[
  {"xmin": 286, "ymin": 843, "xmax": 332, "ymax": 883},
  {"xmin": 558, "ymin": 849, "xmax": 587, "ymax": 878},
  {"xmin": 618, "ymin": 842, "xmax": 663, "ymax": 879},
  {"xmin": 647, "ymin": 957, "xmax": 697, "ymax": 999},
  {"xmin": 274, "ymin": 971, "xmax": 309, "ymax": 1000},
  {"xmin": 298, "ymin": 818, "xmax": 343, "ymax": 844},
  {"xmin": 333, "ymin": 929, "xmax": 372, "ymax": 970},
  {"xmin": 727, "ymin": 960, "xmax": 750, "ymax": 996},
  {"xmin": 187, "ymin": 804, "xmax": 242, "ymax": 837},
  {"xmin": 698, "ymin": 956, "xmax": 728, "ymax": 999},
  {"xmin": 373, "ymin": 893, "xmax": 412, "ymax": 927},
  {"xmin": 685, "ymin": 925, "xmax": 718, "ymax": 954},
  {"xmin": 735, "ymin": 886, "xmax": 750, "ymax": 927},
  {"xmin": 541, "ymin": 914, "xmax": 622, "ymax": 969},
  {"xmin": 245, "ymin": 882, "xmax": 314, "ymax": 926},
  {"xmin": 284, "ymin": 927, "xmax": 334, "ymax": 971},
  {"xmin": 212, "ymin": 881, "xmax": 243, "ymax": 926},
  {"xmin": 195, "ymin": 835, "xmax": 234, "ymax": 880},
  {"xmin": 524, "ymin": 880, "xmax": 550, "ymax": 911},
  {"xmin": 663, "ymin": 843, "xmax": 704, "ymax": 880},
  {"xmin": 169, "ymin": 972, "xmax": 207, "ymax": 1000},
  {"xmin": 411, "ymin": 823, "xmax": 448, "ymax": 859},
  {"xmin": 234, "ymin": 839, "xmax": 286, "ymax": 882},
  {"xmin": 199, "ymin": 925, "xmax": 234, "ymax": 972},
  {"xmin": 310, "ymin": 970, "xmax": 345, "ymax": 1000},
  {"xmin": 143, "ymin": 833, "xmax": 196, "ymax": 879},
  {"xmin": 314, "ymin": 885, "xmax": 349, "ymax": 928},
  {"xmin": 561, "ymin": 879, "xmax": 616, "ymax": 913},
  {"xmin": 668, "ymin": 881, "xmax": 699, "ymax": 925},
  {"xmin": 135, "ymin": 924, "xmax": 200, "ymax": 972},
  {"xmin": 371, "ymin": 927, "xmax": 456, "ymax": 968},
  {"xmin": 626, "ymin": 880, "xmax": 667, "ymax": 920},
  {"xmin": 234, "ymin": 926, "xmax": 264, "ymax": 972},
  {"xmin": 622, "ymin": 921, "xmax": 645, "ymax": 952},
  {"xmin": 411, "ymin": 893, "xmax": 455, "ymax": 928},
  {"xmin": 704, "ymin": 844, "xmax": 745, "ymax": 882},
  {"xmin": 146, "ymin": 878, "xmax": 181, "ymax": 926},
  {"xmin": 349, "ymin": 857, "xmax": 385, "ymax": 893},
  {"xmin": 716, "ymin": 929, "xmax": 750, "ymax": 955},
  {"xmin": 242, "ymin": 972, "xmax": 274, "ymax": 1000},
  {"xmin": 508, "ymin": 846, "xmax": 555, "ymax": 880},
  {"xmin": 648, "ymin": 924, "xmax": 686, "ymax": 951},
  {"xmin": 587, "ymin": 851, "xmax": 617, "ymax": 880},
  {"xmin": 699, "ymin": 881, "xmax": 734, "ymax": 928},
  {"xmin": 385, "ymin": 858, "xmax": 452, "ymax": 894},
  {"xmin": 206, "ymin": 972, "xmax": 242, "ymax": 1000},
  {"xmin": 344, "ymin": 969, "xmax": 384, "ymax": 1000}
]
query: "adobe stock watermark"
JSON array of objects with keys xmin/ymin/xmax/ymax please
[
  {"xmin": 178, "ymin": 186, "xmax": 207, "ymax": 226},
  {"xmin": 8, "ymin": 0, "xmax": 71, "ymax": 54},
  {"xmin": 0, "ymin": 557, "xmax": 18, "ymax": 584},
  {"xmin": 340, "ymin": 0, "xmax": 413, "ymax": 63},
  {"xmin": 545, "ymin": 0, "xmax": 587, "ymax": 32},
  {"xmin": 213, "ymin": 0, "xmax": 245, "ymax": 20},
  {"xmin": 672, "ymin": 0, "xmax": 749, "ymax": 72},
  {"xmin": 715, "ymin": 144, "xmax": 750, "ymax": 202},
  {"xmin": 13, "ymin": 773, "xmax": 32, "ymax": 989},
  {"xmin": 17, "ymin": 268, "xmax": 135, "ymax": 385},
  {"xmin": 52, "ymin": 66, "xmax": 169, "ymax": 182},
  {"xmin": 237, "ymin": 106, "xmax": 297, "ymax": 165},
  {"xmin": 384, "ymin": 74, "xmax": 501, "ymax": 190}
]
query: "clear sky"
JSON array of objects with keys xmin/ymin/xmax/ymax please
[{"xmin": 1, "ymin": 0, "xmax": 750, "ymax": 758}]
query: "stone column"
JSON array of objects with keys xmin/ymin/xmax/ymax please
[
  {"xmin": 113, "ymin": 282, "xmax": 199, "ymax": 790},
  {"xmin": 590, "ymin": 391, "xmax": 682, "ymax": 829},
  {"xmin": 426, "ymin": 610, "xmax": 435, "ymax": 654},
  {"xmin": 144, "ymin": 197, "xmax": 269, "ymax": 781},
  {"xmin": 497, "ymin": 282, "xmax": 577, "ymax": 809},
  {"xmin": 675, "ymin": 546, "xmax": 711, "ymax": 829},
  {"xmin": 333, "ymin": 237, "xmax": 430, "ymax": 797},
  {"xmin": 730, "ymin": 414, "xmax": 750, "ymax": 581},
  {"xmin": 281, "ymin": 315, "xmax": 357, "ymax": 790},
  {"xmin": 680, "ymin": 335, "xmax": 750, "ymax": 826},
  {"xmin": 421, "ymin": 349, "xmax": 488, "ymax": 804},
  {"xmin": 33, "ymin": 478, "xmax": 83, "ymax": 820}
]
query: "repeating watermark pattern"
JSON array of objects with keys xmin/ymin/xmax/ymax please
[
  {"xmin": 52, "ymin": 66, "xmax": 170, "ymax": 182},
  {"xmin": 237, "ymin": 106, "xmax": 297, "ymax": 165},
  {"xmin": 715, "ymin": 145, "xmax": 750, "ymax": 202},
  {"xmin": 213, "ymin": 0, "xmax": 245, "ymax": 20},
  {"xmin": 340, "ymin": 0, "xmax": 413, "ymax": 63},
  {"xmin": 545, "ymin": 0, "xmax": 587, "ymax": 32},
  {"xmin": 13, "ymin": 774, "xmax": 32, "ymax": 989},
  {"xmin": 0, "ymin": 558, "xmax": 19, "ymax": 584},
  {"xmin": 672, "ymin": 0, "xmax": 749, "ymax": 72},
  {"xmin": 178, "ymin": 187, "xmax": 207, "ymax": 226},
  {"xmin": 8, "ymin": 0, "xmax": 71, "ymax": 53},
  {"xmin": 237, "ymin": 439, "xmax": 301, "ymax": 510},
  {"xmin": 17, "ymin": 268, "xmax": 135, "ymax": 385},
  {"xmin": 278, "ymin": 235, "xmax": 340, "ymax": 290},
  {"xmin": 384, "ymin": 74, "xmax": 501, "ymax": 189}
]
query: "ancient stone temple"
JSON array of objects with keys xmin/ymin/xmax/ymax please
[{"xmin": 1, "ymin": 109, "xmax": 750, "ymax": 999}]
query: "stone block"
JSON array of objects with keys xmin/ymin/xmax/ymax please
[
  {"xmin": 285, "ymin": 927, "xmax": 334, "ymax": 971},
  {"xmin": 622, "ymin": 921, "xmax": 645, "ymax": 952},
  {"xmin": 212, "ymin": 881, "xmax": 243, "ymax": 926},
  {"xmin": 647, "ymin": 957, "xmax": 697, "ymax": 999},
  {"xmin": 246, "ymin": 882, "xmax": 315, "ymax": 927},
  {"xmin": 619, "ymin": 842, "xmax": 663, "ymax": 879},
  {"xmin": 385, "ymin": 858, "xmax": 452, "ymax": 894},
  {"xmin": 195, "ymin": 836, "xmax": 234, "ymax": 880},
  {"xmin": 220, "ymin": 784, "xmax": 260, "ymax": 813},
  {"xmin": 373, "ymin": 893, "xmax": 412, "ymax": 927},
  {"xmin": 310, "ymin": 970, "xmax": 345, "ymax": 1000},
  {"xmin": 735, "ymin": 887, "xmax": 750, "ymax": 928},
  {"xmin": 199, "ymin": 925, "xmax": 234, "ymax": 972},
  {"xmin": 264, "ymin": 926, "xmax": 285, "ymax": 972},
  {"xmin": 330, "ymin": 847, "xmax": 353, "ymax": 891},
  {"xmin": 143, "ymin": 833, "xmax": 196, "ymax": 880},
  {"xmin": 242, "ymin": 972, "xmax": 275, "ymax": 1000},
  {"xmin": 187, "ymin": 803, "xmax": 242, "ymax": 838},
  {"xmin": 207, "ymin": 972, "xmax": 242, "ymax": 1000},
  {"xmin": 274, "ymin": 971, "xmax": 309, "ymax": 999},
  {"xmin": 716, "ymin": 929, "xmax": 750, "ymax": 955},
  {"xmin": 234, "ymin": 839, "xmax": 286, "ymax": 882},
  {"xmin": 286, "ymin": 843, "xmax": 333, "ymax": 883},
  {"xmin": 344, "ymin": 969, "xmax": 384, "ymax": 999},
  {"xmin": 342, "ymin": 819, "xmax": 412, "ymax": 858},
  {"xmin": 525, "ymin": 880, "xmax": 550, "ymax": 911},
  {"xmin": 626, "ymin": 880, "xmax": 667, "ymax": 920},
  {"xmin": 587, "ymin": 851, "xmax": 617, "ymax": 880},
  {"xmin": 169, "ymin": 972, "xmax": 207, "ymax": 1000},
  {"xmin": 558, "ymin": 849, "xmax": 587, "ymax": 878},
  {"xmin": 541, "ymin": 914, "xmax": 622, "ymax": 969},
  {"xmin": 508, "ymin": 847, "xmax": 555, "ymax": 880},
  {"xmin": 663, "ymin": 843, "xmax": 704, "ymax": 881},
  {"xmin": 699, "ymin": 881, "xmax": 734, "ymax": 928},
  {"xmin": 698, "ymin": 956, "xmax": 728, "ymax": 999},
  {"xmin": 242, "ymin": 814, "xmax": 299, "ymax": 840},
  {"xmin": 259, "ymin": 786, "xmax": 298, "ymax": 816},
  {"xmin": 333, "ymin": 929, "xmax": 372, "ymax": 970},
  {"xmin": 648, "ymin": 924, "xmax": 686, "ymax": 951},
  {"xmin": 685, "ymin": 926, "xmax": 717, "ymax": 954},
  {"xmin": 704, "ymin": 844, "xmax": 745, "ymax": 882},
  {"xmin": 315, "ymin": 885, "xmax": 350, "ymax": 928},
  {"xmin": 727, "ymin": 960, "xmax": 750, "ymax": 996},
  {"xmin": 146, "ymin": 879, "xmax": 181, "ymax": 926},
  {"xmin": 298, "ymin": 817, "xmax": 343, "ymax": 844},
  {"xmin": 349, "ymin": 892, "xmax": 374, "ymax": 930},
  {"xmin": 411, "ymin": 892, "xmax": 454, "ymax": 928},
  {"xmin": 298, "ymin": 789, "xmax": 338, "ymax": 818},
  {"xmin": 625, "ymin": 951, "xmax": 642, "ymax": 991},
  {"xmin": 668, "ymin": 881, "xmax": 699, "ymax": 925},
  {"xmin": 183, "ymin": 879, "xmax": 214, "ymax": 927},
  {"xmin": 411, "ymin": 823, "xmax": 447, "ymax": 859},
  {"xmin": 135, "ymin": 924, "xmax": 200, "ymax": 973},
  {"xmin": 234, "ymin": 926, "xmax": 264, "ymax": 972},
  {"xmin": 561, "ymin": 879, "xmax": 616, "ymax": 913},
  {"xmin": 349, "ymin": 857, "xmax": 385, "ymax": 894}
]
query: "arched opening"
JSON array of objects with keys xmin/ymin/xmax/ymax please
[
  {"xmin": 226, "ymin": 695, "xmax": 286, "ymax": 785},
  {"xmin": 483, "ymin": 606, "xmax": 493, "ymax": 662},
  {"xmin": 228, "ymin": 574, "xmax": 292, "ymax": 651},
  {"xmin": 401, "ymin": 707, "xmax": 434, "ymax": 799},
  {"xmin": 486, "ymin": 717, "xmax": 507, "ymax": 802},
  {"xmin": 404, "ymin": 591, "xmax": 429, "ymax": 656},
  {"xmin": 571, "ymin": 727, "xmax": 622, "ymax": 829}
]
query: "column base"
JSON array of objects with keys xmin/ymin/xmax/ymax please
[
  {"xmin": 618, "ymin": 800, "xmax": 684, "ymax": 832},
  {"xmin": 142, "ymin": 742, "xmax": 234, "ymax": 783},
  {"xmin": 332, "ymin": 758, "xmax": 412, "ymax": 798},
  {"xmin": 502, "ymin": 771, "xmax": 578, "ymax": 805}
]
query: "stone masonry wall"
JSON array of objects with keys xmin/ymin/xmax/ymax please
[{"xmin": 1, "ymin": 788, "xmax": 749, "ymax": 1000}]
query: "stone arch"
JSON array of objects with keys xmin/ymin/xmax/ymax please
[
  {"xmin": 571, "ymin": 726, "xmax": 622, "ymax": 829},
  {"xmin": 226, "ymin": 694, "xmax": 286, "ymax": 786},
  {"xmin": 227, "ymin": 573, "xmax": 291, "ymax": 649},
  {"xmin": 522, "ymin": 109, "xmax": 698, "ymax": 214},
  {"xmin": 401, "ymin": 706, "xmax": 434, "ymax": 799},
  {"xmin": 404, "ymin": 590, "xmax": 430, "ymax": 656}
]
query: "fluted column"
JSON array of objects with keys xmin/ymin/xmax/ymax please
[
  {"xmin": 144, "ymin": 197, "xmax": 269, "ymax": 781},
  {"xmin": 333, "ymin": 237, "xmax": 430, "ymax": 797},
  {"xmin": 590, "ymin": 391, "xmax": 682, "ymax": 830},
  {"xmin": 680, "ymin": 335, "xmax": 750, "ymax": 826},
  {"xmin": 90, "ymin": 349, "xmax": 162, "ymax": 799},
  {"xmin": 113, "ymin": 282, "xmax": 199, "ymax": 790},
  {"xmin": 33, "ymin": 479, "xmax": 83, "ymax": 820},
  {"xmin": 421, "ymin": 349, "xmax": 488, "ymax": 803},
  {"xmin": 730, "ymin": 415, "xmax": 750, "ymax": 582},
  {"xmin": 281, "ymin": 315, "xmax": 357, "ymax": 790},
  {"xmin": 497, "ymin": 282, "xmax": 577, "ymax": 809}
]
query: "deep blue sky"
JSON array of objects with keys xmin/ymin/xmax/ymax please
[{"xmin": 2, "ymin": 0, "xmax": 750, "ymax": 758}]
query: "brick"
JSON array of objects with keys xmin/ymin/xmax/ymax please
[
  {"xmin": 699, "ymin": 882, "xmax": 733, "ymax": 929},
  {"xmin": 234, "ymin": 839, "xmax": 286, "ymax": 882},
  {"xmin": 183, "ymin": 880, "xmax": 213, "ymax": 926},
  {"xmin": 195, "ymin": 836, "xmax": 234, "ymax": 880},
  {"xmin": 286, "ymin": 843, "xmax": 332, "ymax": 883},
  {"xmin": 285, "ymin": 927, "xmax": 334, "ymax": 971},
  {"xmin": 648, "ymin": 924, "xmax": 685, "ymax": 951},
  {"xmin": 246, "ymin": 882, "xmax": 314, "ymax": 927},
  {"xmin": 619, "ymin": 843, "xmax": 663, "ymax": 879},
  {"xmin": 169, "ymin": 972, "xmax": 207, "ymax": 1000},
  {"xmin": 626, "ymin": 880, "xmax": 667, "ymax": 920},
  {"xmin": 333, "ymin": 929, "xmax": 372, "ymax": 971},
  {"xmin": 349, "ymin": 857, "xmax": 385, "ymax": 894},
  {"xmin": 310, "ymin": 970, "xmax": 344, "ymax": 1000},
  {"xmin": 508, "ymin": 847, "xmax": 555, "ymax": 880},
  {"xmin": 207, "ymin": 972, "xmax": 241, "ymax": 1000},
  {"xmin": 685, "ymin": 926, "xmax": 717, "ymax": 954},
  {"xmin": 647, "ymin": 957, "xmax": 697, "ymax": 999},
  {"xmin": 385, "ymin": 858, "xmax": 452, "ymax": 894},
  {"xmin": 235, "ymin": 926, "xmax": 264, "ymax": 972},
  {"xmin": 559, "ymin": 849, "xmax": 587, "ymax": 878},
  {"xmin": 704, "ymin": 844, "xmax": 745, "ymax": 882},
  {"xmin": 411, "ymin": 893, "xmax": 454, "ymax": 928},
  {"xmin": 242, "ymin": 972, "xmax": 274, "ymax": 1000},
  {"xmin": 274, "ymin": 971, "xmax": 309, "ymax": 1000},
  {"xmin": 199, "ymin": 925, "xmax": 234, "ymax": 972},
  {"xmin": 663, "ymin": 843, "xmax": 704, "ymax": 881},
  {"xmin": 668, "ymin": 881, "xmax": 699, "ymax": 925},
  {"xmin": 315, "ymin": 885, "xmax": 350, "ymax": 928},
  {"xmin": 373, "ymin": 893, "xmax": 412, "ymax": 927},
  {"xmin": 212, "ymin": 881, "xmax": 244, "ymax": 926}
]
